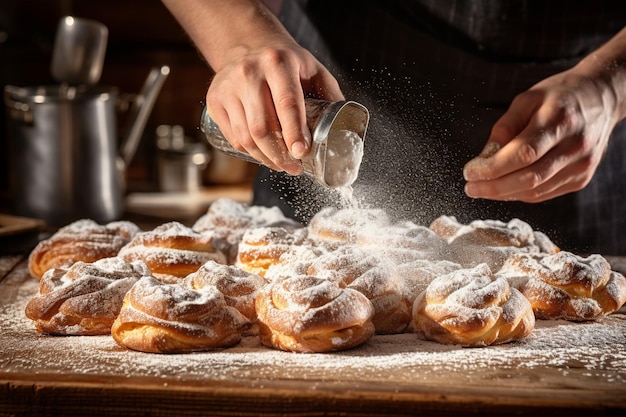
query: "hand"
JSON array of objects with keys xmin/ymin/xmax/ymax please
[
  {"xmin": 463, "ymin": 68, "xmax": 621, "ymax": 203},
  {"xmin": 206, "ymin": 40, "xmax": 343, "ymax": 175}
]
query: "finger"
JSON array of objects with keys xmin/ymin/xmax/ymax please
[
  {"xmin": 225, "ymin": 97, "xmax": 285, "ymax": 172},
  {"xmin": 264, "ymin": 62, "xmax": 312, "ymax": 161},
  {"xmin": 465, "ymin": 133, "xmax": 587, "ymax": 200},
  {"xmin": 512, "ymin": 160, "xmax": 591, "ymax": 203},
  {"xmin": 242, "ymin": 83, "xmax": 303, "ymax": 174},
  {"xmin": 464, "ymin": 97, "xmax": 567, "ymax": 182}
]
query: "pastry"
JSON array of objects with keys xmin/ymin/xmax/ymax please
[
  {"xmin": 307, "ymin": 207, "xmax": 391, "ymax": 248},
  {"xmin": 395, "ymin": 258, "xmax": 463, "ymax": 310},
  {"xmin": 429, "ymin": 216, "xmax": 559, "ymax": 271},
  {"xmin": 111, "ymin": 276, "xmax": 251, "ymax": 353},
  {"xmin": 183, "ymin": 260, "xmax": 266, "ymax": 322},
  {"xmin": 192, "ymin": 198, "xmax": 301, "ymax": 263},
  {"xmin": 498, "ymin": 251, "xmax": 626, "ymax": 321},
  {"xmin": 118, "ymin": 221, "xmax": 227, "ymax": 283},
  {"xmin": 235, "ymin": 226, "xmax": 310, "ymax": 277},
  {"xmin": 24, "ymin": 257, "xmax": 150, "ymax": 335},
  {"xmin": 358, "ymin": 220, "xmax": 449, "ymax": 263},
  {"xmin": 307, "ymin": 245, "xmax": 411, "ymax": 334},
  {"xmin": 28, "ymin": 219, "xmax": 140, "ymax": 279},
  {"xmin": 412, "ymin": 263, "xmax": 535, "ymax": 347},
  {"xmin": 255, "ymin": 274, "xmax": 375, "ymax": 353}
]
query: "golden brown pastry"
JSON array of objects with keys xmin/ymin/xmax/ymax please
[
  {"xmin": 307, "ymin": 245, "xmax": 411, "ymax": 334},
  {"xmin": 24, "ymin": 257, "xmax": 150, "ymax": 335},
  {"xmin": 28, "ymin": 219, "xmax": 140, "ymax": 279},
  {"xmin": 395, "ymin": 259, "xmax": 463, "ymax": 311},
  {"xmin": 235, "ymin": 226, "xmax": 309, "ymax": 277},
  {"xmin": 358, "ymin": 220, "xmax": 449, "ymax": 263},
  {"xmin": 429, "ymin": 216, "xmax": 559, "ymax": 271},
  {"xmin": 412, "ymin": 263, "xmax": 535, "ymax": 347},
  {"xmin": 255, "ymin": 274, "xmax": 375, "ymax": 353},
  {"xmin": 183, "ymin": 260, "xmax": 266, "ymax": 322},
  {"xmin": 111, "ymin": 276, "xmax": 251, "ymax": 353},
  {"xmin": 307, "ymin": 207, "xmax": 391, "ymax": 248},
  {"xmin": 498, "ymin": 251, "xmax": 626, "ymax": 321},
  {"xmin": 192, "ymin": 198, "xmax": 301, "ymax": 263},
  {"xmin": 117, "ymin": 221, "xmax": 227, "ymax": 283}
]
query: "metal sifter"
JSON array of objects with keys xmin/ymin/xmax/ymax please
[{"xmin": 200, "ymin": 98, "xmax": 370, "ymax": 188}]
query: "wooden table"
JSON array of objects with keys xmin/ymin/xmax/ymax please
[{"xmin": 1, "ymin": 254, "xmax": 625, "ymax": 417}]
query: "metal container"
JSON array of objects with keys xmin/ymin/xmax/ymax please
[
  {"xmin": 4, "ymin": 67, "xmax": 169, "ymax": 226},
  {"xmin": 156, "ymin": 125, "xmax": 209, "ymax": 193},
  {"xmin": 200, "ymin": 98, "xmax": 369, "ymax": 188}
]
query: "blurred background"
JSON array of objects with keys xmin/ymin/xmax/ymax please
[{"xmin": 0, "ymin": 0, "xmax": 256, "ymax": 224}]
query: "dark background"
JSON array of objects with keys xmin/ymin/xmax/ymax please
[{"xmin": 0, "ymin": 0, "xmax": 217, "ymax": 204}]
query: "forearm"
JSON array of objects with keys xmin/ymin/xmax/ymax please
[
  {"xmin": 161, "ymin": 0, "xmax": 294, "ymax": 71},
  {"xmin": 574, "ymin": 26, "xmax": 626, "ymax": 121}
]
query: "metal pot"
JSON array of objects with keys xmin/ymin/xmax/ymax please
[{"xmin": 4, "ymin": 66, "xmax": 169, "ymax": 226}]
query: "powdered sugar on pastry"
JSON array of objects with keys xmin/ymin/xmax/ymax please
[
  {"xmin": 118, "ymin": 222, "xmax": 226, "ymax": 282},
  {"xmin": 413, "ymin": 263, "xmax": 535, "ymax": 347},
  {"xmin": 498, "ymin": 251, "xmax": 626, "ymax": 321},
  {"xmin": 24, "ymin": 257, "xmax": 151, "ymax": 335}
]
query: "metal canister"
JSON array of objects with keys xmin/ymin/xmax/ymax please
[{"xmin": 200, "ymin": 98, "xmax": 369, "ymax": 188}]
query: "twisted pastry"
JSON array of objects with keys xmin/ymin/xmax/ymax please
[
  {"xmin": 192, "ymin": 198, "xmax": 300, "ymax": 263},
  {"xmin": 412, "ymin": 263, "xmax": 535, "ymax": 347},
  {"xmin": 118, "ymin": 221, "xmax": 226, "ymax": 283},
  {"xmin": 183, "ymin": 260, "xmax": 266, "ymax": 322},
  {"xmin": 498, "ymin": 251, "xmax": 626, "ymax": 321},
  {"xmin": 255, "ymin": 275, "xmax": 375, "ymax": 353},
  {"xmin": 25, "ymin": 257, "xmax": 150, "ymax": 335},
  {"xmin": 358, "ymin": 220, "xmax": 449, "ymax": 263},
  {"xmin": 307, "ymin": 245, "xmax": 411, "ymax": 334},
  {"xmin": 235, "ymin": 226, "xmax": 310, "ymax": 277},
  {"xmin": 307, "ymin": 207, "xmax": 391, "ymax": 248},
  {"xmin": 111, "ymin": 276, "xmax": 251, "ymax": 353},
  {"xmin": 429, "ymin": 216, "xmax": 559, "ymax": 271},
  {"xmin": 28, "ymin": 219, "xmax": 140, "ymax": 279}
]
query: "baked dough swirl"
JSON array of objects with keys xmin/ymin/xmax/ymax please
[
  {"xmin": 25, "ymin": 257, "xmax": 150, "ymax": 335},
  {"xmin": 192, "ymin": 198, "xmax": 301, "ymax": 263},
  {"xmin": 412, "ymin": 263, "xmax": 535, "ymax": 347},
  {"xmin": 429, "ymin": 216, "xmax": 559, "ymax": 271},
  {"xmin": 307, "ymin": 245, "xmax": 411, "ymax": 334},
  {"xmin": 111, "ymin": 276, "xmax": 251, "ymax": 353},
  {"xmin": 236, "ymin": 226, "xmax": 310, "ymax": 277},
  {"xmin": 498, "ymin": 251, "xmax": 626, "ymax": 321},
  {"xmin": 118, "ymin": 221, "xmax": 227, "ymax": 282},
  {"xmin": 183, "ymin": 260, "xmax": 267, "ymax": 322},
  {"xmin": 255, "ymin": 275, "xmax": 375, "ymax": 353},
  {"xmin": 28, "ymin": 219, "xmax": 140, "ymax": 279}
]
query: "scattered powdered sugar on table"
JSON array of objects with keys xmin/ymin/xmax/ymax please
[{"xmin": 2, "ymin": 275, "xmax": 625, "ymax": 388}]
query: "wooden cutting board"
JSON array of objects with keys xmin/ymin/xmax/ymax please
[{"xmin": 1, "ymin": 256, "xmax": 625, "ymax": 417}]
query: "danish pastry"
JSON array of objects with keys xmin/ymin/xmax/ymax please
[
  {"xmin": 192, "ymin": 198, "xmax": 301, "ymax": 263},
  {"xmin": 412, "ymin": 263, "xmax": 535, "ymax": 347},
  {"xmin": 307, "ymin": 245, "xmax": 411, "ymax": 334},
  {"xmin": 118, "ymin": 221, "xmax": 227, "ymax": 283},
  {"xmin": 255, "ymin": 274, "xmax": 375, "ymax": 353},
  {"xmin": 183, "ymin": 260, "xmax": 266, "ymax": 322},
  {"xmin": 28, "ymin": 219, "xmax": 140, "ymax": 279},
  {"xmin": 307, "ymin": 207, "xmax": 391, "ymax": 248},
  {"xmin": 25, "ymin": 257, "xmax": 150, "ymax": 335},
  {"xmin": 111, "ymin": 276, "xmax": 251, "ymax": 353},
  {"xmin": 498, "ymin": 251, "xmax": 626, "ymax": 321},
  {"xmin": 236, "ymin": 226, "xmax": 310, "ymax": 277},
  {"xmin": 429, "ymin": 216, "xmax": 559, "ymax": 271}
]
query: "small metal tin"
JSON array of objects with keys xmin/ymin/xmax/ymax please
[{"xmin": 200, "ymin": 98, "xmax": 369, "ymax": 188}]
